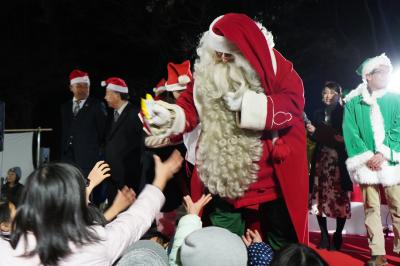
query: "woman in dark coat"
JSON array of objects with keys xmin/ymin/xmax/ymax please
[
  {"xmin": 1, "ymin": 167, "xmax": 24, "ymax": 206},
  {"xmin": 306, "ymin": 81, "xmax": 352, "ymax": 251}
]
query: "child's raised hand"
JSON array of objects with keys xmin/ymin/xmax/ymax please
[
  {"xmin": 113, "ymin": 186, "xmax": 136, "ymax": 211},
  {"xmin": 104, "ymin": 186, "xmax": 136, "ymax": 221},
  {"xmin": 88, "ymin": 161, "xmax": 111, "ymax": 188},
  {"xmin": 183, "ymin": 194, "xmax": 212, "ymax": 216},
  {"xmin": 242, "ymin": 229, "xmax": 263, "ymax": 247},
  {"xmin": 152, "ymin": 150, "xmax": 183, "ymax": 191}
]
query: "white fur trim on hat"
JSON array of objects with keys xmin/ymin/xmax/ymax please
[
  {"xmin": 255, "ymin": 22, "xmax": 275, "ymax": 49},
  {"xmin": 165, "ymin": 83, "xmax": 187, "ymax": 92},
  {"xmin": 178, "ymin": 74, "xmax": 190, "ymax": 85},
  {"xmin": 71, "ymin": 76, "xmax": 90, "ymax": 85},
  {"xmin": 204, "ymin": 15, "xmax": 239, "ymax": 54},
  {"xmin": 165, "ymin": 75, "xmax": 191, "ymax": 92},
  {"xmin": 153, "ymin": 86, "xmax": 166, "ymax": 96},
  {"xmin": 362, "ymin": 53, "xmax": 393, "ymax": 81},
  {"xmin": 255, "ymin": 21, "xmax": 277, "ymax": 75},
  {"xmin": 205, "ymin": 16, "xmax": 277, "ymax": 75},
  {"xmin": 106, "ymin": 83, "xmax": 129, "ymax": 93}
]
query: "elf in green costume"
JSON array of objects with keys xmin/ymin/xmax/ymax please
[{"xmin": 343, "ymin": 53, "xmax": 400, "ymax": 266}]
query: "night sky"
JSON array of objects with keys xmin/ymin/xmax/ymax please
[{"xmin": 1, "ymin": 0, "xmax": 399, "ymax": 159}]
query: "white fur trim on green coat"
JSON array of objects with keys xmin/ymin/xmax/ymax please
[{"xmin": 343, "ymin": 83, "xmax": 400, "ymax": 186}]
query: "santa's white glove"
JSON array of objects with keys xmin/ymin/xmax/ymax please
[
  {"xmin": 148, "ymin": 103, "xmax": 171, "ymax": 126},
  {"xmin": 223, "ymin": 92, "xmax": 243, "ymax": 111}
]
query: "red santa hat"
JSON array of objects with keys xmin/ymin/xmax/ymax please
[
  {"xmin": 69, "ymin": 69, "xmax": 90, "ymax": 85},
  {"xmin": 165, "ymin": 60, "xmax": 193, "ymax": 92},
  {"xmin": 101, "ymin": 77, "xmax": 129, "ymax": 93},
  {"xmin": 204, "ymin": 13, "xmax": 276, "ymax": 93},
  {"xmin": 153, "ymin": 78, "xmax": 167, "ymax": 96}
]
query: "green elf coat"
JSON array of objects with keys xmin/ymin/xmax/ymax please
[{"xmin": 343, "ymin": 82, "xmax": 400, "ymax": 186}]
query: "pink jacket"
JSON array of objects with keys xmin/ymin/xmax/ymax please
[{"xmin": 0, "ymin": 185, "xmax": 165, "ymax": 266}]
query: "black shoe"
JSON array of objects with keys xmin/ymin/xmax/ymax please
[
  {"xmin": 317, "ymin": 234, "xmax": 330, "ymax": 249},
  {"xmin": 330, "ymin": 232, "xmax": 343, "ymax": 251}
]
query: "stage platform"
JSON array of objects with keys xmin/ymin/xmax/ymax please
[{"xmin": 310, "ymin": 232, "xmax": 400, "ymax": 266}]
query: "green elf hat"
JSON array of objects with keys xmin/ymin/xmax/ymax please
[{"xmin": 356, "ymin": 53, "xmax": 392, "ymax": 81}]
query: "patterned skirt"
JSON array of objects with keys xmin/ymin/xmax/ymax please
[{"xmin": 312, "ymin": 146, "xmax": 351, "ymax": 219}]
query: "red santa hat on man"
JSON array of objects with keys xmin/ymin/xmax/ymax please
[
  {"xmin": 198, "ymin": 14, "xmax": 307, "ymax": 245},
  {"xmin": 69, "ymin": 69, "xmax": 90, "ymax": 85},
  {"xmin": 165, "ymin": 60, "xmax": 193, "ymax": 92},
  {"xmin": 203, "ymin": 13, "xmax": 277, "ymax": 93},
  {"xmin": 101, "ymin": 77, "xmax": 129, "ymax": 93}
]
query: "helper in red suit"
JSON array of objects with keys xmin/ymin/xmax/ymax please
[
  {"xmin": 144, "ymin": 61, "xmax": 193, "ymax": 238},
  {"xmin": 142, "ymin": 13, "xmax": 308, "ymax": 250}
]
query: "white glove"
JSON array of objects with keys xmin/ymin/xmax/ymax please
[
  {"xmin": 223, "ymin": 91, "xmax": 243, "ymax": 111},
  {"xmin": 148, "ymin": 102, "xmax": 171, "ymax": 126}
]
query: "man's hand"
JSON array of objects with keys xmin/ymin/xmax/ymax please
[
  {"xmin": 223, "ymin": 92, "xmax": 243, "ymax": 111},
  {"xmin": 366, "ymin": 152, "xmax": 386, "ymax": 171},
  {"xmin": 183, "ymin": 194, "xmax": 212, "ymax": 216},
  {"xmin": 242, "ymin": 229, "xmax": 263, "ymax": 247}
]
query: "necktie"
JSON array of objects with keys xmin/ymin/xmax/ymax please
[
  {"xmin": 114, "ymin": 110, "xmax": 120, "ymax": 122},
  {"xmin": 73, "ymin": 100, "xmax": 81, "ymax": 116}
]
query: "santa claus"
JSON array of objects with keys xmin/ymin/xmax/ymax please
[{"xmin": 143, "ymin": 13, "xmax": 308, "ymax": 249}]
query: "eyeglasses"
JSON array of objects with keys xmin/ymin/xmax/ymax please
[
  {"xmin": 370, "ymin": 69, "xmax": 390, "ymax": 76},
  {"xmin": 215, "ymin": 51, "xmax": 235, "ymax": 62}
]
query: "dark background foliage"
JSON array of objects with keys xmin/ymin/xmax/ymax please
[{"xmin": 1, "ymin": 0, "xmax": 399, "ymax": 159}]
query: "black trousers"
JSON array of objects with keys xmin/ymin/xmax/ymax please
[{"xmin": 258, "ymin": 198, "xmax": 298, "ymax": 250}]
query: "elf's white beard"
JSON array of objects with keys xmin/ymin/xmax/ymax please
[{"xmin": 193, "ymin": 43, "xmax": 264, "ymax": 199}]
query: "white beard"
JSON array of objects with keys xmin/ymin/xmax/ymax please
[{"xmin": 194, "ymin": 57, "xmax": 264, "ymax": 199}]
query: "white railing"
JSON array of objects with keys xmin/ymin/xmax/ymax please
[{"xmin": 4, "ymin": 128, "xmax": 52, "ymax": 168}]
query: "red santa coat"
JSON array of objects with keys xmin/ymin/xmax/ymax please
[{"xmin": 175, "ymin": 49, "xmax": 308, "ymax": 244}]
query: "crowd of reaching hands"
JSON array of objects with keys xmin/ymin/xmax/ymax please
[{"xmin": 0, "ymin": 150, "xmax": 327, "ymax": 266}]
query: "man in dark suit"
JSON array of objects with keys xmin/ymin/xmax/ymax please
[
  {"xmin": 60, "ymin": 69, "xmax": 107, "ymax": 177},
  {"xmin": 103, "ymin": 77, "xmax": 143, "ymax": 202}
]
